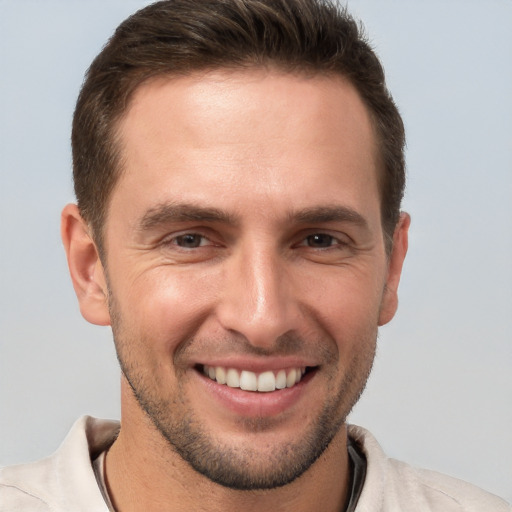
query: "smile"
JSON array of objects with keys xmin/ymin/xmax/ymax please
[{"xmin": 201, "ymin": 365, "xmax": 307, "ymax": 392}]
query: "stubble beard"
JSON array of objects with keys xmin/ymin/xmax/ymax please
[{"xmin": 108, "ymin": 296, "xmax": 376, "ymax": 491}]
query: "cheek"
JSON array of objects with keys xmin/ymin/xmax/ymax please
[
  {"xmin": 115, "ymin": 266, "xmax": 221, "ymax": 350},
  {"xmin": 302, "ymin": 267, "xmax": 385, "ymax": 340}
]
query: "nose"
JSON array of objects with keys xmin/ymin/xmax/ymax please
[{"xmin": 216, "ymin": 244, "xmax": 300, "ymax": 349}]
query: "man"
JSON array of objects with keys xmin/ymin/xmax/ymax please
[{"xmin": 0, "ymin": 0, "xmax": 509, "ymax": 510}]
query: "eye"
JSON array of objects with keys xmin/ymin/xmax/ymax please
[
  {"xmin": 173, "ymin": 233, "xmax": 208, "ymax": 248},
  {"xmin": 304, "ymin": 233, "xmax": 338, "ymax": 248}
]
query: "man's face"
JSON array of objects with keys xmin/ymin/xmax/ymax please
[{"xmin": 96, "ymin": 70, "xmax": 406, "ymax": 489}]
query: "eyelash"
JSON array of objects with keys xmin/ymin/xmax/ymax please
[
  {"xmin": 164, "ymin": 232, "xmax": 348, "ymax": 251},
  {"xmin": 167, "ymin": 233, "xmax": 212, "ymax": 249},
  {"xmin": 298, "ymin": 233, "xmax": 346, "ymax": 249}
]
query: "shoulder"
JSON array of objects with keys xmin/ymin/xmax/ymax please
[
  {"xmin": 348, "ymin": 424, "xmax": 511, "ymax": 512},
  {"xmin": 383, "ymin": 459, "xmax": 511, "ymax": 511},
  {"xmin": 0, "ymin": 465, "xmax": 52, "ymax": 511},
  {"xmin": 0, "ymin": 416, "xmax": 120, "ymax": 512}
]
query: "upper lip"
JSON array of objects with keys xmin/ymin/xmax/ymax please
[{"xmin": 194, "ymin": 357, "xmax": 317, "ymax": 373}]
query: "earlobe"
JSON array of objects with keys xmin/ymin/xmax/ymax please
[
  {"xmin": 378, "ymin": 212, "xmax": 410, "ymax": 326},
  {"xmin": 61, "ymin": 204, "xmax": 111, "ymax": 326}
]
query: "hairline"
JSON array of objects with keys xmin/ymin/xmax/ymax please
[{"xmin": 89, "ymin": 64, "xmax": 396, "ymax": 258}]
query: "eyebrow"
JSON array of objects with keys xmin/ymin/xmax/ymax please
[
  {"xmin": 137, "ymin": 202, "xmax": 369, "ymax": 232},
  {"xmin": 138, "ymin": 202, "xmax": 238, "ymax": 231},
  {"xmin": 291, "ymin": 205, "xmax": 369, "ymax": 229}
]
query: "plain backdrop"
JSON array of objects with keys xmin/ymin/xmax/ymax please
[{"xmin": 1, "ymin": 0, "xmax": 511, "ymax": 503}]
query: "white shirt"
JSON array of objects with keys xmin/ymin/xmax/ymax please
[{"xmin": 0, "ymin": 416, "xmax": 509, "ymax": 511}]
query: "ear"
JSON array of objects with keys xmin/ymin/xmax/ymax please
[
  {"xmin": 378, "ymin": 212, "xmax": 411, "ymax": 326},
  {"xmin": 61, "ymin": 204, "xmax": 111, "ymax": 326}
]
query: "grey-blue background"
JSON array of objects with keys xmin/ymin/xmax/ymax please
[{"xmin": 1, "ymin": 0, "xmax": 511, "ymax": 502}]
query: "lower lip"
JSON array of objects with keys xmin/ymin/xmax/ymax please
[{"xmin": 195, "ymin": 370, "xmax": 314, "ymax": 418}]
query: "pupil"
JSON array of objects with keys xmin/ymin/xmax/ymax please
[
  {"xmin": 308, "ymin": 234, "xmax": 332, "ymax": 247},
  {"xmin": 178, "ymin": 234, "xmax": 200, "ymax": 248}
]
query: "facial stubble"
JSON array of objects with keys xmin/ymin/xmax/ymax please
[{"xmin": 108, "ymin": 291, "xmax": 376, "ymax": 491}]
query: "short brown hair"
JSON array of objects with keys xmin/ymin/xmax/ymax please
[{"xmin": 72, "ymin": 0, "xmax": 405, "ymax": 253}]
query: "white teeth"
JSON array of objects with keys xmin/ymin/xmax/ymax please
[
  {"xmin": 286, "ymin": 369, "xmax": 297, "ymax": 388},
  {"xmin": 275, "ymin": 370, "xmax": 287, "ymax": 389},
  {"xmin": 240, "ymin": 370, "xmax": 258, "ymax": 391},
  {"xmin": 215, "ymin": 367, "xmax": 226, "ymax": 385},
  {"xmin": 258, "ymin": 371, "xmax": 276, "ymax": 392},
  {"xmin": 202, "ymin": 365, "xmax": 306, "ymax": 392},
  {"xmin": 226, "ymin": 368, "xmax": 240, "ymax": 388}
]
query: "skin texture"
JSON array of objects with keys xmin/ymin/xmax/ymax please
[{"xmin": 62, "ymin": 69, "xmax": 409, "ymax": 512}]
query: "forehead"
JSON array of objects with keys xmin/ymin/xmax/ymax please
[
  {"xmin": 119, "ymin": 68, "xmax": 377, "ymax": 154},
  {"xmin": 110, "ymin": 69, "xmax": 380, "ymax": 226}
]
